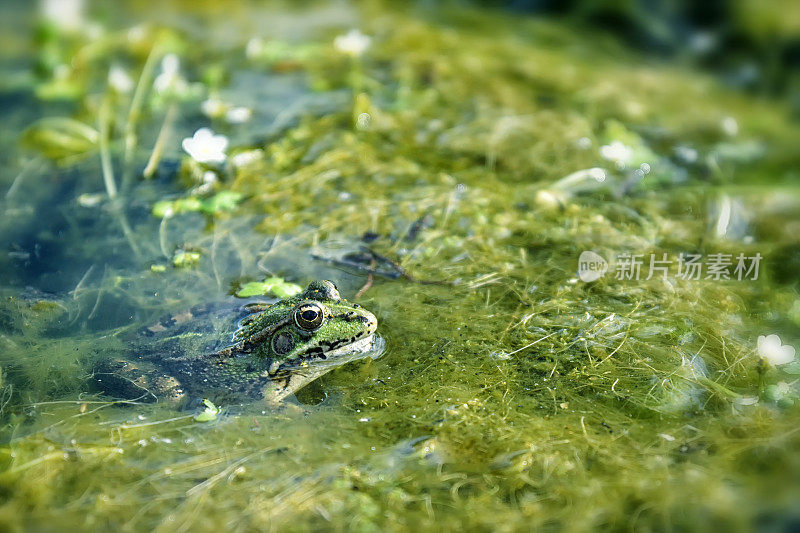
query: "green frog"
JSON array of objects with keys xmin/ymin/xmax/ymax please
[{"xmin": 94, "ymin": 280, "xmax": 383, "ymax": 405}]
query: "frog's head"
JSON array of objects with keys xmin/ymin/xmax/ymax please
[{"xmin": 232, "ymin": 280, "xmax": 378, "ymax": 376}]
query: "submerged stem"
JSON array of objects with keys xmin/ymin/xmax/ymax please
[
  {"xmin": 159, "ymin": 215, "xmax": 170, "ymax": 259},
  {"xmin": 98, "ymin": 95, "xmax": 142, "ymax": 258},
  {"xmin": 112, "ymin": 201, "xmax": 143, "ymax": 258},
  {"xmin": 143, "ymin": 103, "xmax": 177, "ymax": 178},
  {"xmin": 98, "ymin": 96, "xmax": 117, "ymax": 199},
  {"xmin": 123, "ymin": 42, "xmax": 163, "ymax": 189}
]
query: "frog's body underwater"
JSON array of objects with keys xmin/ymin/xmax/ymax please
[{"xmin": 94, "ymin": 280, "xmax": 382, "ymax": 405}]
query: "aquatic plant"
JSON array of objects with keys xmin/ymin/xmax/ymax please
[
  {"xmin": 334, "ymin": 29, "xmax": 372, "ymax": 57},
  {"xmin": 236, "ymin": 277, "xmax": 302, "ymax": 298},
  {"xmin": 181, "ymin": 128, "xmax": 228, "ymax": 164},
  {"xmin": 0, "ymin": 1, "xmax": 798, "ymax": 531},
  {"xmin": 757, "ymin": 334, "xmax": 796, "ymax": 367}
]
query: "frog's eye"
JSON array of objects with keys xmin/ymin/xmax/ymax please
[{"xmin": 294, "ymin": 303, "xmax": 324, "ymax": 330}]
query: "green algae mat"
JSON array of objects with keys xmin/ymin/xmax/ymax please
[{"xmin": 0, "ymin": 1, "xmax": 799, "ymax": 530}]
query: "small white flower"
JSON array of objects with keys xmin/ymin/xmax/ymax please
[
  {"xmin": 246, "ymin": 38, "xmax": 264, "ymax": 59},
  {"xmin": 587, "ymin": 167, "xmax": 606, "ymax": 182},
  {"xmin": 41, "ymin": 0, "xmax": 85, "ymax": 32},
  {"xmin": 108, "ymin": 65, "xmax": 134, "ymax": 93},
  {"xmin": 225, "ymin": 106, "xmax": 252, "ymax": 124},
  {"xmin": 182, "ymin": 128, "xmax": 228, "ymax": 164},
  {"xmin": 231, "ymin": 149, "xmax": 263, "ymax": 168},
  {"xmin": 600, "ymin": 141, "xmax": 634, "ymax": 168},
  {"xmin": 127, "ymin": 25, "xmax": 146, "ymax": 44},
  {"xmin": 356, "ymin": 112, "xmax": 371, "ymax": 130},
  {"xmin": 721, "ymin": 116, "xmax": 739, "ymax": 136},
  {"xmin": 334, "ymin": 29, "xmax": 371, "ymax": 57},
  {"xmin": 757, "ymin": 334, "xmax": 796, "ymax": 366},
  {"xmin": 201, "ymin": 98, "xmax": 226, "ymax": 118},
  {"xmin": 154, "ymin": 53, "xmax": 188, "ymax": 95}
]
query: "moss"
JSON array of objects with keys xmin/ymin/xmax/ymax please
[{"xmin": 0, "ymin": 1, "xmax": 799, "ymax": 531}]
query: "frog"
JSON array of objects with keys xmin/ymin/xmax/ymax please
[{"xmin": 93, "ymin": 280, "xmax": 383, "ymax": 405}]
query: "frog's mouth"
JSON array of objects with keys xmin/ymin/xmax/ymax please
[{"xmin": 268, "ymin": 333, "xmax": 385, "ymax": 377}]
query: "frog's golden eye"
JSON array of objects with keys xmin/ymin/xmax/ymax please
[{"xmin": 294, "ymin": 303, "xmax": 324, "ymax": 330}]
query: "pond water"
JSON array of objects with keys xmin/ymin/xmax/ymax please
[{"xmin": 0, "ymin": 1, "xmax": 799, "ymax": 530}]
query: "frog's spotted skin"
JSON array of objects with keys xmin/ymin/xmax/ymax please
[
  {"xmin": 225, "ymin": 280, "xmax": 377, "ymax": 376},
  {"xmin": 95, "ymin": 280, "xmax": 381, "ymax": 405}
]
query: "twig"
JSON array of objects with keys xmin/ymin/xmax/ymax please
[
  {"xmin": 354, "ymin": 259, "xmax": 376, "ymax": 298},
  {"xmin": 311, "ymin": 245, "xmax": 449, "ymax": 285}
]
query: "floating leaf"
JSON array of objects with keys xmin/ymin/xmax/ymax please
[
  {"xmin": 152, "ymin": 200, "xmax": 175, "ymax": 218},
  {"xmin": 194, "ymin": 399, "xmax": 221, "ymax": 422},
  {"xmin": 237, "ymin": 277, "xmax": 302, "ymax": 298},
  {"xmin": 22, "ymin": 117, "xmax": 98, "ymax": 161},
  {"xmin": 153, "ymin": 191, "xmax": 242, "ymax": 218},
  {"xmin": 172, "ymin": 250, "xmax": 201, "ymax": 268},
  {"xmin": 200, "ymin": 191, "xmax": 243, "ymax": 214},
  {"xmin": 175, "ymin": 197, "xmax": 204, "ymax": 213}
]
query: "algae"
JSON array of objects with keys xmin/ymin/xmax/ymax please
[{"xmin": 0, "ymin": 1, "xmax": 799, "ymax": 531}]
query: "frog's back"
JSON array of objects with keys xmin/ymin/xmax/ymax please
[
  {"xmin": 133, "ymin": 300, "xmax": 253, "ymax": 360},
  {"xmin": 95, "ymin": 300, "xmax": 273, "ymax": 404}
]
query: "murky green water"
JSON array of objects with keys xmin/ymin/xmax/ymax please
[{"xmin": 0, "ymin": 1, "xmax": 799, "ymax": 530}]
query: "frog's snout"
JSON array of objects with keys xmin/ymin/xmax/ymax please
[{"xmin": 362, "ymin": 309, "xmax": 378, "ymax": 336}]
